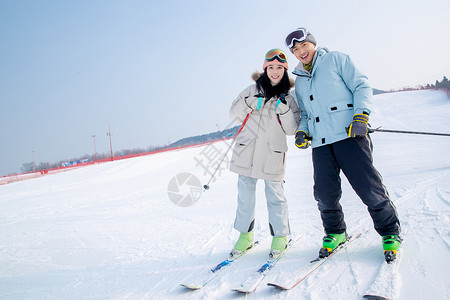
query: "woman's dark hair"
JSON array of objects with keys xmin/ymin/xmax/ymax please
[{"xmin": 256, "ymin": 69, "xmax": 291, "ymax": 100}]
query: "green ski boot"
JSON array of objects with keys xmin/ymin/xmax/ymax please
[
  {"xmin": 269, "ymin": 236, "xmax": 287, "ymax": 259},
  {"xmin": 382, "ymin": 235, "xmax": 402, "ymax": 263},
  {"xmin": 319, "ymin": 232, "xmax": 347, "ymax": 258},
  {"xmin": 230, "ymin": 232, "xmax": 254, "ymax": 258}
]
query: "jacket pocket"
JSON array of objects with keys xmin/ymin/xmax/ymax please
[
  {"xmin": 263, "ymin": 144, "xmax": 286, "ymax": 175},
  {"xmin": 328, "ymin": 102, "xmax": 354, "ymax": 135},
  {"xmin": 231, "ymin": 139, "xmax": 255, "ymax": 168},
  {"xmin": 307, "ymin": 114, "xmax": 315, "ymax": 137}
]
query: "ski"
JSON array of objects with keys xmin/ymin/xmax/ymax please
[
  {"xmin": 232, "ymin": 236, "xmax": 301, "ymax": 293},
  {"xmin": 267, "ymin": 230, "xmax": 367, "ymax": 290},
  {"xmin": 180, "ymin": 241, "xmax": 259, "ymax": 290},
  {"xmin": 363, "ymin": 241, "xmax": 405, "ymax": 300}
]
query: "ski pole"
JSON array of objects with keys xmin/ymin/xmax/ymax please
[
  {"xmin": 368, "ymin": 127, "xmax": 450, "ymax": 137},
  {"xmin": 203, "ymin": 111, "xmax": 253, "ymax": 191}
]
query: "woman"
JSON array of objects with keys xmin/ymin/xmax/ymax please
[{"xmin": 229, "ymin": 49, "xmax": 301, "ymax": 258}]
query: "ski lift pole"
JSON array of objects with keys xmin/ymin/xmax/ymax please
[
  {"xmin": 369, "ymin": 127, "xmax": 450, "ymax": 137},
  {"xmin": 203, "ymin": 111, "xmax": 253, "ymax": 191}
]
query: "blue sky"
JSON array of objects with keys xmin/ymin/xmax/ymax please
[{"xmin": 1, "ymin": 0, "xmax": 449, "ymax": 176}]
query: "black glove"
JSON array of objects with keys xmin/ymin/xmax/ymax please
[
  {"xmin": 275, "ymin": 94, "xmax": 290, "ymax": 115},
  {"xmin": 295, "ymin": 130, "xmax": 311, "ymax": 149},
  {"xmin": 347, "ymin": 113, "xmax": 369, "ymax": 137}
]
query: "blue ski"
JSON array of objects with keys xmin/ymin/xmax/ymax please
[
  {"xmin": 232, "ymin": 236, "xmax": 301, "ymax": 293},
  {"xmin": 180, "ymin": 241, "xmax": 259, "ymax": 290}
]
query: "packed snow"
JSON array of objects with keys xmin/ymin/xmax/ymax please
[{"xmin": 1, "ymin": 89, "xmax": 449, "ymax": 299}]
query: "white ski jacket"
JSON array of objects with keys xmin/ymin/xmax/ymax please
[{"xmin": 229, "ymin": 77, "xmax": 301, "ymax": 181}]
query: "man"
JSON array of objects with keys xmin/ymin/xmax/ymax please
[{"xmin": 285, "ymin": 27, "xmax": 401, "ymax": 262}]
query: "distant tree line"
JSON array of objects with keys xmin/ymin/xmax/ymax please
[
  {"xmin": 385, "ymin": 76, "xmax": 449, "ymax": 93},
  {"xmin": 20, "ymin": 126, "xmax": 239, "ymax": 173},
  {"xmin": 372, "ymin": 88, "xmax": 387, "ymax": 95},
  {"xmin": 20, "ymin": 145, "xmax": 175, "ymax": 173},
  {"xmin": 373, "ymin": 76, "xmax": 449, "ymax": 94},
  {"xmin": 169, "ymin": 126, "xmax": 238, "ymax": 148},
  {"xmin": 427, "ymin": 76, "xmax": 449, "ymax": 92}
]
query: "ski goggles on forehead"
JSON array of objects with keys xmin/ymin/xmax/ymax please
[
  {"xmin": 265, "ymin": 49, "xmax": 287, "ymax": 62},
  {"xmin": 285, "ymin": 28, "xmax": 309, "ymax": 48}
]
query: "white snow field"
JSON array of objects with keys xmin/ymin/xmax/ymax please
[{"xmin": 1, "ymin": 89, "xmax": 449, "ymax": 300}]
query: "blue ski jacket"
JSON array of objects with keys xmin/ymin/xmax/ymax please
[{"xmin": 292, "ymin": 47, "xmax": 373, "ymax": 148}]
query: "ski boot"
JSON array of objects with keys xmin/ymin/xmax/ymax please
[
  {"xmin": 382, "ymin": 235, "xmax": 402, "ymax": 263},
  {"xmin": 319, "ymin": 232, "xmax": 347, "ymax": 258},
  {"xmin": 230, "ymin": 231, "xmax": 254, "ymax": 258},
  {"xmin": 269, "ymin": 236, "xmax": 287, "ymax": 259}
]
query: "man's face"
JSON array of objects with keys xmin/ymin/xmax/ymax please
[{"xmin": 292, "ymin": 41, "xmax": 316, "ymax": 65}]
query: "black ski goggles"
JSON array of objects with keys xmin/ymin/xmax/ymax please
[{"xmin": 285, "ymin": 28, "xmax": 309, "ymax": 48}]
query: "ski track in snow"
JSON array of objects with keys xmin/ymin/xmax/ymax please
[{"xmin": 1, "ymin": 90, "xmax": 450, "ymax": 299}]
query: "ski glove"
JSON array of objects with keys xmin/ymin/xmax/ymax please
[
  {"xmin": 295, "ymin": 130, "xmax": 311, "ymax": 149},
  {"xmin": 347, "ymin": 113, "xmax": 369, "ymax": 137},
  {"xmin": 245, "ymin": 94, "xmax": 264, "ymax": 111},
  {"xmin": 275, "ymin": 94, "xmax": 290, "ymax": 115}
]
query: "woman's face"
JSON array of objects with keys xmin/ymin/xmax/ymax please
[{"xmin": 266, "ymin": 65, "xmax": 285, "ymax": 86}]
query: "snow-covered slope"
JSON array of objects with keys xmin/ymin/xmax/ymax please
[{"xmin": 1, "ymin": 90, "xmax": 449, "ymax": 299}]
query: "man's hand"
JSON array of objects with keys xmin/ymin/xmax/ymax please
[
  {"xmin": 295, "ymin": 130, "xmax": 311, "ymax": 149},
  {"xmin": 347, "ymin": 113, "xmax": 369, "ymax": 137}
]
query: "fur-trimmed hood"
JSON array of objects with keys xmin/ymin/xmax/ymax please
[{"xmin": 251, "ymin": 71, "xmax": 295, "ymax": 88}]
